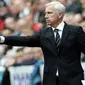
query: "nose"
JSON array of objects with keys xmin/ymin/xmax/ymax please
[{"xmin": 45, "ymin": 13, "xmax": 48, "ymax": 19}]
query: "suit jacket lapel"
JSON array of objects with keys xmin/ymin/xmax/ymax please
[
  {"xmin": 46, "ymin": 27, "xmax": 55, "ymax": 45},
  {"xmin": 45, "ymin": 23, "xmax": 69, "ymax": 55},
  {"xmin": 59, "ymin": 22, "xmax": 69, "ymax": 52},
  {"xmin": 45, "ymin": 27, "xmax": 57, "ymax": 55}
]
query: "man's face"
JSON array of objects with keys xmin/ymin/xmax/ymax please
[{"xmin": 45, "ymin": 6, "xmax": 60, "ymax": 27}]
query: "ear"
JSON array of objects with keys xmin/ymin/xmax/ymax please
[{"xmin": 58, "ymin": 12, "xmax": 63, "ymax": 18}]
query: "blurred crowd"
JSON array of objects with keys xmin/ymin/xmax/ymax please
[
  {"xmin": 0, "ymin": 0, "xmax": 46, "ymax": 67},
  {"xmin": 0, "ymin": 0, "xmax": 85, "ymax": 85}
]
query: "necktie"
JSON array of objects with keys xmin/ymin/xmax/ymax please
[{"xmin": 54, "ymin": 29, "xmax": 60, "ymax": 48}]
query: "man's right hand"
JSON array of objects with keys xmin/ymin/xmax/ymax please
[{"xmin": 0, "ymin": 36, "xmax": 5, "ymax": 43}]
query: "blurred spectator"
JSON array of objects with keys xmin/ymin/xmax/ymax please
[
  {"xmin": 32, "ymin": 47, "xmax": 44, "ymax": 61},
  {"xmin": 63, "ymin": 12, "xmax": 83, "ymax": 25},
  {"xmin": 12, "ymin": 48, "xmax": 24, "ymax": 64},
  {"xmin": 4, "ymin": 0, "xmax": 10, "ymax": 7},
  {"xmin": 15, "ymin": 18, "xmax": 34, "ymax": 35},
  {"xmin": 0, "ymin": 0, "xmax": 6, "ymax": 7},
  {"xmin": 30, "ymin": 0, "xmax": 46, "ymax": 28},
  {"xmin": 80, "ymin": 0, "xmax": 85, "ymax": 20},
  {"xmin": 1, "ymin": 47, "xmax": 44, "ymax": 85},
  {"xmin": 4, "ymin": 17, "xmax": 16, "ymax": 32},
  {"xmin": 0, "ymin": 0, "xmax": 13, "ymax": 31},
  {"xmin": 0, "ymin": 49, "xmax": 16, "ymax": 67},
  {"xmin": 66, "ymin": 0, "xmax": 82, "ymax": 14},
  {"xmin": 2, "ymin": 28, "xmax": 13, "ymax": 36},
  {"xmin": 58, "ymin": 0, "xmax": 68, "ymax": 7},
  {"xmin": 8, "ymin": 0, "xmax": 30, "ymax": 19}
]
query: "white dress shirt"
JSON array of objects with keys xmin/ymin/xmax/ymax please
[
  {"xmin": 52, "ymin": 21, "xmax": 65, "ymax": 39},
  {"xmin": 52, "ymin": 21, "xmax": 65, "ymax": 76}
]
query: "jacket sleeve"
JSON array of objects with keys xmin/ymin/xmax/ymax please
[
  {"xmin": 77, "ymin": 26, "xmax": 85, "ymax": 54},
  {"xmin": 3, "ymin": 31, "xmax": 41, "ymax": 47}
]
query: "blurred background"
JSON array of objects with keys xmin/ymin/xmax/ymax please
[{"xmin": 0, "ymin": 0, "xmax": 85, "ymax": 85}]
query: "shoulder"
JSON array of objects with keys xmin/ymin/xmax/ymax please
[
  {"xmin": 36, "ymin": 27, "xmax": 50, "ymax": 34},
  {"xmin": 40, "ymin": 27, "xmax": 50, "ymax": 32},
  {"xmin": 65, "ymin": 22, "xmax": 83, "ymax": 32}
]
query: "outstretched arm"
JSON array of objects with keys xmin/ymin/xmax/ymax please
[{"xmin": 0, "ymin": 31, "xmax": 40, "ymax": 47}]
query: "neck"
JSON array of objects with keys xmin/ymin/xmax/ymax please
[{"xmin": 52, "ymin": 20, "xmax": 62, "ymax": 28}]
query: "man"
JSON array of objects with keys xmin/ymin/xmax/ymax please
[{"xmin": 0, "ymin": 1, "xmax": 85, "ymax": 85}]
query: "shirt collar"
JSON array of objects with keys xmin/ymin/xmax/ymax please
[{"xmin": 52, "ymin": 21, "xmax": 65, "ymax": 31}]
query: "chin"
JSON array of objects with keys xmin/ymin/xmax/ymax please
[{"xmin": 47, "ymin": 23, "xmax": 51, "ymax": 25}]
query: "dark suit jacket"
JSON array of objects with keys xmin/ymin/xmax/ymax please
[{"xmin": 3, "ymin": 23, "xmax": 85, "ymax": 85}]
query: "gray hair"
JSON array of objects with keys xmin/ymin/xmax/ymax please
[{"xmin": 45, "ymin": 1, "xmax": 66, "ymax": 17}]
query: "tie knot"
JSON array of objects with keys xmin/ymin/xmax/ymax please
[{"xmin": 54, "ymin": 29, "xmax": 59, "ymax": 33}]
